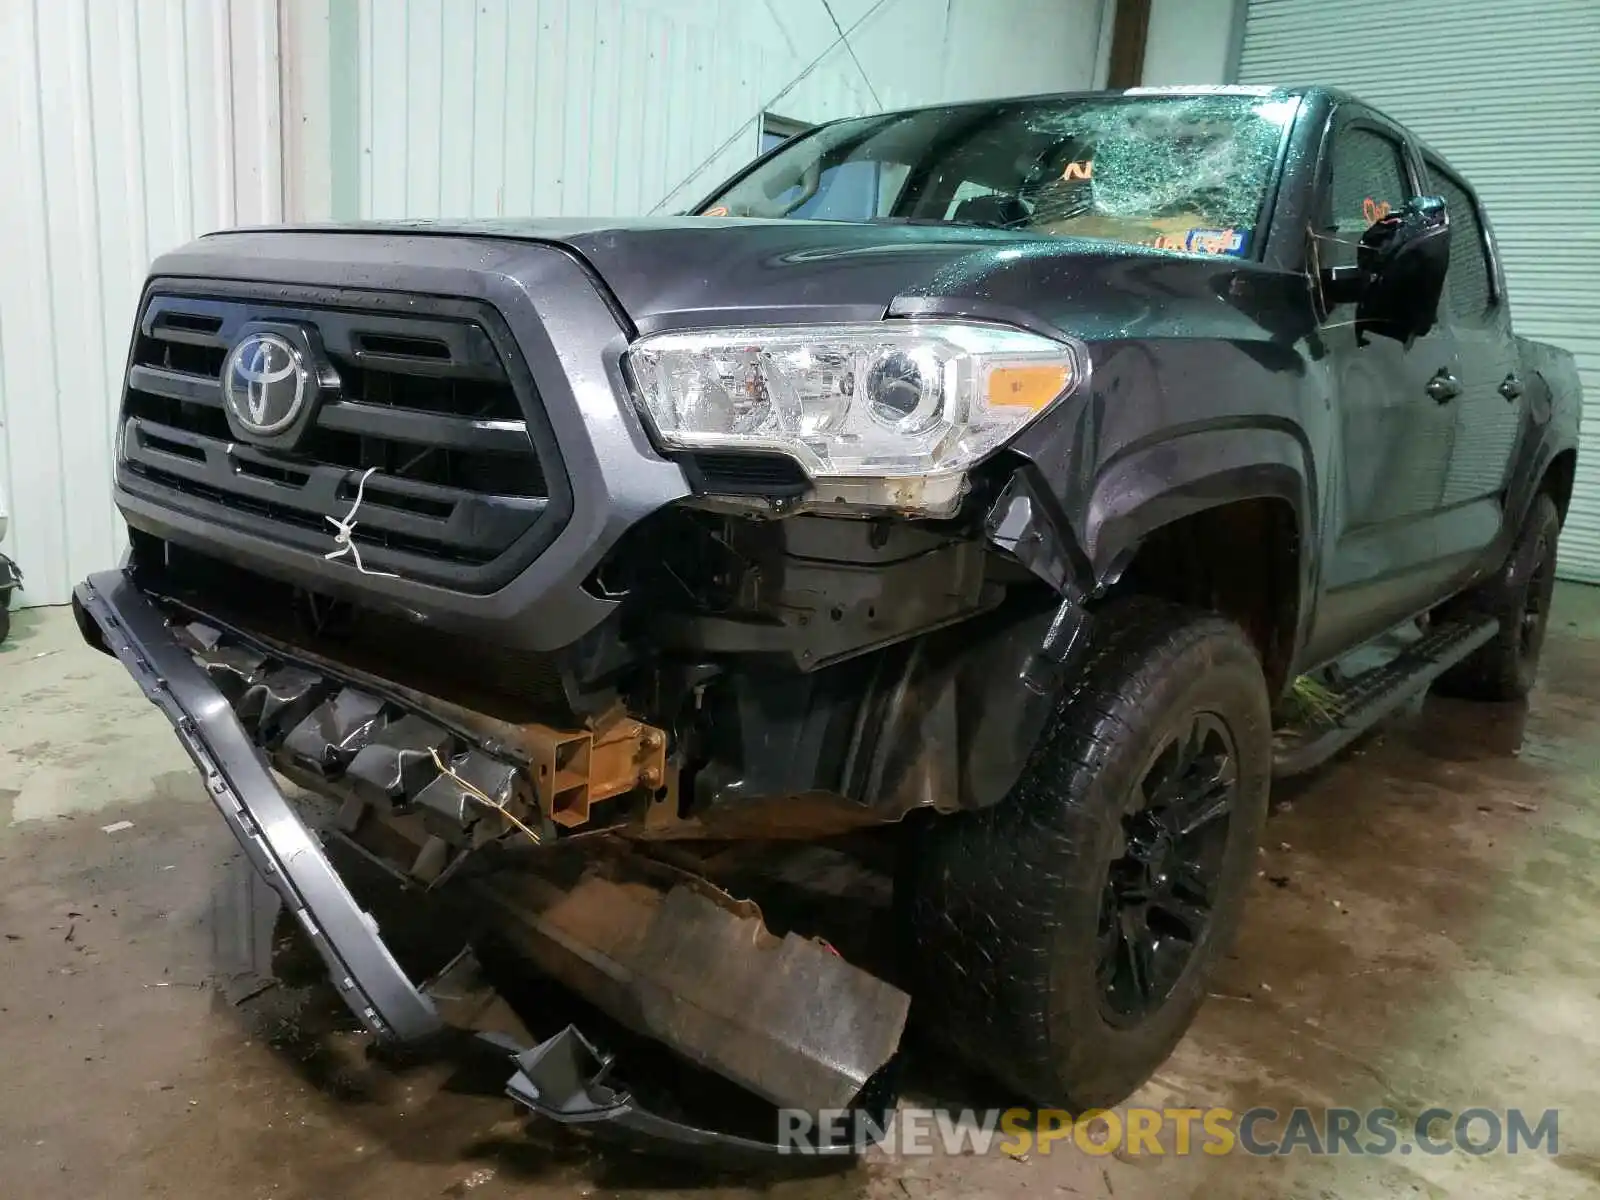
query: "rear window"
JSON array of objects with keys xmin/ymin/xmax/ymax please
[{"xmin": 1427, "ymin": 162, "xmax": 1495, "ymax": 320}]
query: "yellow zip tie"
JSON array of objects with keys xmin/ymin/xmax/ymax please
[{"xmin": 429, "ymin": 747, "xmax": 542, "ymax": 846}]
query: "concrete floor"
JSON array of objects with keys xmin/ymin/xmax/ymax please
[{"xmin": 4, "ymin": 590, "xmax": 1600, "ymax": 1199}]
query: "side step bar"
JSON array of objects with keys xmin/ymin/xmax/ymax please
[{"xmin": 1272, "ymin": 616, "xmax": 1499, "ymax": 778}]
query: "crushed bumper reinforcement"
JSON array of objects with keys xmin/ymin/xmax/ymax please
[{"xmin": 72, "ymin": 567, "xmax": 903, "ymax": 1158}]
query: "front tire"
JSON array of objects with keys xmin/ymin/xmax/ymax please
[{"xmin": 903, "ymin": 599, "xmax": 1271, "ymax": 1108}]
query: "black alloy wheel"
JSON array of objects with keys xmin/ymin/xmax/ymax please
[
  {"xmin": 1434, "ymin": 492, "xmax": 1562, "ymax": 702},
  {"xmin": 1519, "ymin": 528, "xmax": 1555, "ymax": 662},
  {"xmin": 1097, "ymin": 711, "xmax": 1238, "ymax": 1023}
]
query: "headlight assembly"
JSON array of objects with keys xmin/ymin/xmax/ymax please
[{"xmin": 623, "ymin": 321, "xmax": 1087, "ymax": 516}]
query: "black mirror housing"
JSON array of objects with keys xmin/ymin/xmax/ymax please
[
  {"xmin": 1320, "ymin": 264, "xmax": 1366, "ymax": 306},
  {"xmin": 1342, "ymin": 195, "xmax": 1451, "ymax": 345},
  {"xmin": 1318, "ymin": 196, "xmax": 1451, "ymax": 344}
]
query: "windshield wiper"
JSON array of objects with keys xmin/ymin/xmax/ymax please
[{"xmin": 863, "ymin": 216, "xmax": 1017, "ymax": 231}]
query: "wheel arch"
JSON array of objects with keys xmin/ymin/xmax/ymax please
[
  {"xmin": 1087, "ymin": 425, "xmax": 1315, "ymax": 698},
  {"xmin": 1541, "ymin": 446, "xmax": 1577, "ymax": 526}
]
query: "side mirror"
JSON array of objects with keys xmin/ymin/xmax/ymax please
[{"xmin": 1320, "ymin": 195, "xmax": 1451, "ymax": 345}]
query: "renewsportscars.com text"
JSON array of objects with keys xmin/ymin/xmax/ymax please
[{"xmin": 776, "ymin": 1106, "xmax": 1560, "ymax": 1157}]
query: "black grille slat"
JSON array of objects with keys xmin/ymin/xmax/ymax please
[
  {"xmin": 141, "ymin": 295, "xmax": 233, "ymax": 344},
  {"xmin": 128, "ymin": 364, "xmax": 223, "ymax": 406},
  {"xmin": 347, "ymin": 364, "xmax": 524, "ymax": 421},
  {"xmin": 122, "ymin": 416, "xmax": 545, "ymax": 558},
  {"xmin": 129, "ymin": 463, "xmax": 508, "ymax": 567},
  {"xmin": 356, "ymin": 333, "xmax": 451, "ymax": 359},
  {"xmin": 117, "ymin": 286, "xmax": 568, "ymax": 591},
  {"xmin": 318, "ymin": 400, "xmax": 533, "ymax": 453},
  {"xmin": 348, "ymin": 349, "xmax": 506, "ymax": 382},
  {"xmin": 144, "ymin": 323, "xmax": 227, "ymax": 349},
  {"xmin": 237, "ymin": 458, "xmax": 312, "ymax": 487},
  {"xmin": 135, "ymin": 335, "xmax": 227, "ymax": 379},
  {"xmin": 140, "ymin": 428, "xmax": 207, "ymax": 463},
  {"xmin": 152, "ymin": 311, "xmax": 223, "ymax": 336}
]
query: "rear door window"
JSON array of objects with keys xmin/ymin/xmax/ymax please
[{"xmin": 1426, "ymin": 162, "xmax": 1495, "ymax": 322}]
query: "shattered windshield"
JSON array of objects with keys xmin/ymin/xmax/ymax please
[{"xmin": 699, "ymin": 90, "xmax": 1301, "ymax": 258}]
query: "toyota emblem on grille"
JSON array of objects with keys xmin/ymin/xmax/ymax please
[{"xmin": 224, "ymin": 331, "xmax": 308, "ymax": 435}]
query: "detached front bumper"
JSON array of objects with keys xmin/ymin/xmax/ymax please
[
  {"xmin": 74, "ymin": 570, "xmax": 443, "ymax": 1040},
  {"xmin": 72, "ymin": 568, "xmax": 900, "ymax": 1157}
]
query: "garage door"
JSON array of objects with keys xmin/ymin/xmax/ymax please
[{"xmin": 1237, "ymin": 0, "xmax": 1600, "ymax": 580}]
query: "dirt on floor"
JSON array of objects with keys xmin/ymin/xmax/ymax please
[{"xmin": 4, "ymin": 590, "xmax": 1600, "ymax": 1199}]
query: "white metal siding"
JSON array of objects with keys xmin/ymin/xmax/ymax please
[
  {"xmin": 309, "ymin": 0, "xmax": 1108, "ymax": 221},
  {"xmin": 0, "ymin": 0, "xmax": 284, "ymax": 607},
  {"xmin": 347, "ymin": 0, "xmax": 868, "ymax": 221},
  {"xmin": 1237, "ymin": 0, "xmax": 1600, "ymax": 580}
]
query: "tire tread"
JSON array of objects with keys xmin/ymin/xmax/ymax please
[{"xmin": 904, "ymin": 598, "xmax": 1269, "ymax": 1106}]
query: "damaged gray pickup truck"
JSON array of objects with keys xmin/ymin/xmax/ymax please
[{"xmin": 75, "ymin": 86, "xmax": 1580, "ymax": 1153}]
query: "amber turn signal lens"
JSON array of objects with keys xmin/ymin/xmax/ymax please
[{"xmin": 987, "ymin": 364, "xmax": 1071, "ymax": 412}]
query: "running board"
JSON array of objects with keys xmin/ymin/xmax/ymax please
[{"xmin": 1272, "ymin": 617, "xmax": 1499, "ymax": 778}]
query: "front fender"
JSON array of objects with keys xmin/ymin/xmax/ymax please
[{"xmin": 1085, "ymin": 423, "xmax": 1316, "ymax": 588}]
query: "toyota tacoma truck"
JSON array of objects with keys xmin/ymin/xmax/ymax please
[{"xmin": 74, "ymin": 86, "xmax": 1580, "ymax": 1153}]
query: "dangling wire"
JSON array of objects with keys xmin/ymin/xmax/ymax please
[
  {"xmin": 325, "ymin": 467, "xmax": 399, "ymax": 577},
  {"xmin": 428, "ymin": 747, "xmax": 543, "ymax": 846},
  {"xmin": 1304, "ymin": 222, "xmax": 1369, "ymax": 333}
]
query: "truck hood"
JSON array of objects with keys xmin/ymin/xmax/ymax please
[{"xmin": 263, "ymin": 216, "xmax": 1292, "ymax": 342}]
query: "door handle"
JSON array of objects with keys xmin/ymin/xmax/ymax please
[
  {"xmin": 1499, "ymin": 374, "xmax": 1525, "ymax": 401},
  {"xmin": 1427, "ymin": 372, "xmax": 1462, "ymax": 403}
]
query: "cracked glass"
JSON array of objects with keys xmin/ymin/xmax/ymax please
[{"xmin": 700, "ymin": 91, "xmax": 1301, "ymax": 258}]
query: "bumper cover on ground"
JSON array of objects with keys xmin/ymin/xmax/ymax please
[
  {"xmin": 71, "ymin": 568, "xmax": 901, "ymax": 1157},
  {"xmin": 74, "ymin": 570, "xmax": 443, "ymax": 1041},
  {"xmin": 498, "ymin": 1024, "xmax": 875, "ymax": 1159}
]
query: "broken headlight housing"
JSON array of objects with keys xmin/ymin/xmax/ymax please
[{"xmin": 624, "ymin": 321, "xmax": 1087, "ymax": 516}]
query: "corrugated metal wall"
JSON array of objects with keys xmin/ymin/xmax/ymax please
[
  {"xmin": 305, "ymin": 0, "xmax": 1108, "ymax": 221},
  {"xmin": 347, "ymin": 0, "xmax": 872, "ymax": 221},
  {"xmin": 0, "ymin": 0, "xmax": 284, "ymax": 607},
  {"xmin": 1237, "ymin": 0, "xmax": 1600, "ymax": 580}
]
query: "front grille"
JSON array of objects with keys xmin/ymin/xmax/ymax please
[
  {"xmin": 140, "ymin": 538, "xmax": 572, "ymax": 719},
  {"xmin": 117, "ymin": 282, "xmax": 570, "ymax": 592}
]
